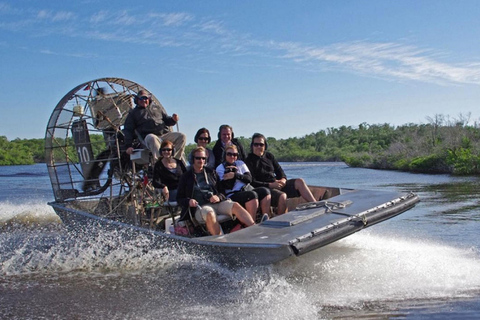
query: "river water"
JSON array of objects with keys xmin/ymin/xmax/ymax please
[{"xmin": 1, "ymin": 163, "xmax": 480, "ymax": 319}]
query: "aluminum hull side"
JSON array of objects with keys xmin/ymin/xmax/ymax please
[
  {"xmin": 50, "ymin": 202, "xmax": 294, "ymax": 266},
  {"xmin": 49, "ymin": 189, "xmax": 419, "ymax": 266}
]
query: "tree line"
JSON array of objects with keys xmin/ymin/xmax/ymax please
[{"xmin": 3, "ymin": 113, "xmax": 480, "ymax": 175}]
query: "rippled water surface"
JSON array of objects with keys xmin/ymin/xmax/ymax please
[{"xmin": 1, "ymin": 163, "xmax": 480, "ymax": 319}]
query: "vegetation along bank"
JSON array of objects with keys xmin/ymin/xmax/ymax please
[{"xmin": 3, "ymin": 114, "xmax": 480, "ymax": 175}]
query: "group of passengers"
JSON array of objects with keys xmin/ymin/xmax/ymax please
[{"xmin": 123, "ymin": 90, "xmax": 316, "ymax": 236}]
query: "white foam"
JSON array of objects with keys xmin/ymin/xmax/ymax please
[
  {"xmin": 0, "ymin": 225, "xmax": 199, "ymax": 276},
  {"xmin": 0, "ymin": 200, "xmax": 60, "ymax": 226},
  {"xmin": 275, "ymin": 231, "xmax": 480, "ymax": 306},
  {"xmin": 2, "ymin": 200, "xmax": 479, "ymax": 315}
]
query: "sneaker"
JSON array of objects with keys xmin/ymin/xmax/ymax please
[{"xmin": 260, "ymin": 213, "xmax": 269, "ymax": 223}]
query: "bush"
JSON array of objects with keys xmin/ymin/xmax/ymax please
[
  {"xmin": 408, "ymin": 154, "xmax": 450, "ymax": 173},
  {"xmin": 447, "ymin": 148, "xmax": 480, "ymax": 175}
]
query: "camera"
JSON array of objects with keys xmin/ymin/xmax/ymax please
[
  {"xmin": 204, "ymin": 192, "xmax": 214, "ymax": 201},
  {"xmin": 224, "ymin": 165, "xmax": 237, "ymax": 174}
]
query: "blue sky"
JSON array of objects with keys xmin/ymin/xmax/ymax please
[{"xmin": 1, "ymin": 1, "xmax": 480, "ymax": 142}]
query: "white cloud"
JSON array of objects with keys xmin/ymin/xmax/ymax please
[
  {"xmin": 160, "ymin": 12, "xmax": 193, "ymax": 26},
  {"xmin": 114, "ymin": 10, "xmax": 137, "ymax": 26},
  {"xmin": 88, "ymin": 10, "xmax": 193, "ymax": 28},
  {"xmin": 2, "ymin": 4, "xmax": 480, "ymax": 86},
  {"xmin": 271, "ymin": 40, "xmax": 480, "ymax": 85},
  {"xmin": 36, "ymin": 9, "xmax": 50, "ymax": 20},
  {"xmin": 52, "ymin": 11, "xmax": 75, "ymax": 22},
  {"xmin": 198, "ymin": 19, "xmax": 227, "ymax": 35},
  {"xmin": 39, "ymin": 48, "xmax": 97, "ymax": 59},
  {"xmin": 89, "ymin": 10, "xmax": 108, "ymax": 24}
]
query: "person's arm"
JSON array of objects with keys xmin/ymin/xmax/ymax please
[
  {"xmin": 162, "ymin": 112, "xmax": 178, "ymax": 127},
  {"xmin": 123, "ymin": 110, "xmax": 135, "ymax": 151},
  {"xmin": 235, "ymin": 161, "xmax": 252, "ymax": 184},
  {"xmin": 245, "ymin": 156, "xmax": 270, "ymax": 188},
  {"xmin": 176, "ymin": 172, "xmax": 192, "ymax": 208},
  {"xmin": 236, "ymin": 171, "xmax": 252, "ymax": 184},
  {"xmin": 216, "ymin": 164, "xmax": 229, "ymax": 193},
  {"xmin": 152, "ymin": 162, "xmax": 165, "ymax": 189},
  {"xmin": 270, "ymin": 153, "xmax": 287, "ymax": 181},
  {"xmin": 211, "ymin": 170, "xmax": 226, "ymax": 201}
]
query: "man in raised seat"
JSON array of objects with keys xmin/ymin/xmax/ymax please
[{"xmin": 123, "ymin": 90, "xmax": 186, "ymax": 163}]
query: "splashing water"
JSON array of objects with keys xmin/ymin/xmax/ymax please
[
  {"xmin": 275, "ymin": 231, "xmax": 480, "ymax": 308},
  {"xmin": 0, "ymin": 200, "xmax": 60, "ymax": 228},
  {"xmin": 2, "ymin": 162, "xmax": 480, "ymax": 318}
]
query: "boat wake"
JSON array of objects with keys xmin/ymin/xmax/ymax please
[
  {"xmin": 1, "ymin": 202, "xmax": 480, "ymax": 318},
  {"xmin": 274, "ymin": 231, "xmax": 480, "ymax": 306},
  {"xmin": 0, "ymin": 200, "xmax": 60, "ymax": 228}
]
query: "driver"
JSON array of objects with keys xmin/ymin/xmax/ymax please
[{"xmin": 123, "ymin": 90, "xmax": 186, "ymax": 163}]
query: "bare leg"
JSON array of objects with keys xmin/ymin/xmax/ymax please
[
  {"xmin": 231, "ymin": 202, "xmax": 255, "ymax": 226},
  {"xmin": 244, "ymin": 199, "xmax": 259, "ymax": 220},
  {"xmin": 295, "ymin": 178, "xmax": 316, "ymax": 202},
  {"xmin": 260, "ymin": 194, "xmax": 271, "ymax": 216},
  {"xmin": 205, "ymin": 210, "xmax": 222, "ymax": 235},
  {"xmin": 277, "ymin": 193, "xmax": 288, "ymax": 215}
]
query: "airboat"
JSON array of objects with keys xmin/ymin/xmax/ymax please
[{"xmin": 45, "ymin": 77, "xmax": 420, "ymax": 266}]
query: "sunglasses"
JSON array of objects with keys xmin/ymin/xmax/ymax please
[
  {"xmin": 194, "ymin": 156, "xmax": 206, "ymax": 161},
  {"xmin": 138, "ymin": 96, "xmax": 150, "ymax": 101},
  {"xmin": 161, "ymin": 148, "xmax": 172, "ymax": 152},
  {"xmin": 226, "ymin": 152, "xmax": 238, "ymax": 157},
  {"xmin": 198, "ymin": 137, "xmax": 209, "ymax": 141},
  {"xmin": 253, "ymin": 143, "xmax": 265, "ymax": 147}
]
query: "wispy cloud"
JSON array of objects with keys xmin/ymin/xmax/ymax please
[
  {"xmin": 197, "ymin": 19, "xmax": 228, "ymax": 35},
  {"xmin": 1, "ymin": 4, "xmax": 479, "ymax": 86},
  {"xmin": 271, "ymin": 41, "xmax": 480, "ymax": 85},
  {"xmin": 88, "ymin": 10, "xmax": 193, "ymax": 28},
  {"xmin": 36, "ymin": 10, "xmax": 75, "ymax": 22},
  {"xmin": 89, "ymin": 10, "xmax": 108, "ymax": 24},
  {"xmin": 158, "ymin": 12, "xmax": 193, "ymax": 26},
  {"xmin": 39, "ymin": 48, "xmax": 98, "ymax": 59}
]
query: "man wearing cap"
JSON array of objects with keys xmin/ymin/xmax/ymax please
[{"xmin": 123, "ymin": 89, "xmax": 186, "ymax": 163}]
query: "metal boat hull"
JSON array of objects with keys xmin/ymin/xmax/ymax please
[{"xmin": 50, "ymin": 188, "xmax": 419, "ymax": 266}]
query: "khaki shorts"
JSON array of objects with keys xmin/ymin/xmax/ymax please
[{"xmin": 195, "ymin": 199, "xmax": 234, "ymax": 223}]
